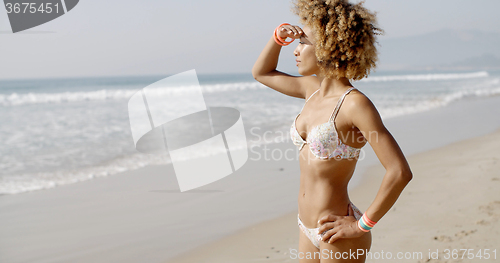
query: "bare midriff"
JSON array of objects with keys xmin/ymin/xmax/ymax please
[{"xmin": 297, "ymin": 144, "xmax": 358, "ymax": 229}]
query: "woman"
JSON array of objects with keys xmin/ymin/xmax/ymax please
[{"xmin": 252, "ymin": 0, "xmax": 412, "ymax": 262}]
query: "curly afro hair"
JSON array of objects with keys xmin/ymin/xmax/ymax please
[{"xmin": 292, "ymin": 0, "xmax": 383, "ymax": 80}]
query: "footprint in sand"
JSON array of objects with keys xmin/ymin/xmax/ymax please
[
  {"xmin": 435, "ymin": 202, "xmax": 499, "ymax": 242},
  {"xmin": 478, "ymin": 200, "xmax": 500, "ymax": 224},
  {"xmin": 419, "ymin": 257, "xmax": 446, "ymax": 263},
  {"xmin": 475, "ymin": 219, "xmax": 489, "ymax": 225},
  {"xmin": 433, "ymin": 235, "xmax": 453, "ymax": 242},
  {"xmin": 433, "ymin": 229, "xmax": 477, "ymax": 242},
  {"xmin": 454, "ymin": 229, "xmax": 477, "ymax": 238}
]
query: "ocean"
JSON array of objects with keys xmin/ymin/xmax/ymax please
[{"xmin": 1, "ymin": 70, "xmax": 499, "ymax": 195}]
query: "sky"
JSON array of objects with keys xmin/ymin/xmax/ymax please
[{"xmin": 1, "ymin": 0, "xmax": 500, "ymax": 80}]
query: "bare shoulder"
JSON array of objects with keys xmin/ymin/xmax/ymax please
[
  {"xmin": 344, "ymin": 89, "xmax": 377, "ymax": 111},
  {"xmin": 342, "ymin": 88, "xmax": 383, "ymax": 125}
]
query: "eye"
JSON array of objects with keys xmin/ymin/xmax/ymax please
[{"xmin": 299, "ymin": 41, "xmax": 305, "ymax": 44}]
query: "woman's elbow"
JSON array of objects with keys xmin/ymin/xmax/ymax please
[
  {"xmin": 388, "ymin": 166, "xmax": 412, "ymax": 186},
  {"xmin": 397, "ymin": 167, "xmax": 413, "ymax": 184},
  {"xmin": 251, "ymin": 67, "xmax": 262, "ymax": 81},
  {"xmin": 252, "ymin": 71, "xmax": 260, "ymax": 81}
]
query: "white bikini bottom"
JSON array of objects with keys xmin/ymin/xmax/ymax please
[{"xmin": 298, "ymin": 202, "xmax": 363, "ymax": 249}]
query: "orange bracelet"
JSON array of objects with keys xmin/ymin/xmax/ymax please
[
  {"xmin": 363, "ymin": 214, "xmax": 377, "ymax": 227},
  {"xmin": 273, "ymin": 30, "xmax": 289, "ymax": 46},
  {"xmin": 273, "ymin": 23, "xmax": 294, "ymax": 46},
  {"xmin": 274, "ymin": 24, "xmax": 294, "ymax": 45}
]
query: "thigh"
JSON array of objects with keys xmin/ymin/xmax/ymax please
[
  {"xmin": 298, "ymin": 228, "xmax": 321, "ymax": 263},
  {"xmin": 318, "ymin": 231, "xmax": 372, "ymax": 263}
]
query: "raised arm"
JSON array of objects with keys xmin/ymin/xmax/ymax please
[{"xmin": 252, "ymin": 24, "xmax": 316, "ymax": 99}]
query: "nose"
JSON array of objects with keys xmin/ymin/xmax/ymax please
[{"xmin": 294, "ymin": 46, "xmax": 299, "ymax": 57}]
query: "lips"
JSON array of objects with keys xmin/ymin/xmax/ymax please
[{"xmin": 296, "ymin": 60, "xmax": 301, "ymax": 66}]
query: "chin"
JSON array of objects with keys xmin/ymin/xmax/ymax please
[{"xmin": 298, "ymin": 68, "xmax": 315, "ymax": 76}]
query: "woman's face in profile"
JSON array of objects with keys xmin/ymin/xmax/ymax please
[{"xmin": 294, "ymin": 25, "xmax": 320, "ymax": 76}]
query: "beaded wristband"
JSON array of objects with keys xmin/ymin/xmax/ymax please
[
  {"xmin": 273, "ymin": 23, "xmax": 294, "ymax": 46},
  {"xmin": 358, "ymin": 213, "xmax": 377, "ymax": 232}
]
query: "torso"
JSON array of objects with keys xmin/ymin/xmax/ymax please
[{"xmin": 294, "ymin": 85, "xmax": 367, "ymax": 229}]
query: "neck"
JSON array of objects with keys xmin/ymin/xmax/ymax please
[{"xmin": 316, "ymin": 74, "xmax": 353, "ymax": 97}]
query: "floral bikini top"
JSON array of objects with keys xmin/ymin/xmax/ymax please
[{"xmin": 290, "ymin": 87, "xmax": 361, "ymax": 160}]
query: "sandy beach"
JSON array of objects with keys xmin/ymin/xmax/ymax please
[{"xmin": 1, "ymin": 95, "xmax": 500, "ymax": 263}]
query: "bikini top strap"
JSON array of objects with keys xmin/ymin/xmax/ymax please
[
  {"xmin": 329, "ymin": 87, "xmax": 356, "ymax": 121},
  {"xmin": 299, "ymin": 88, "xmax": 320, "ymax": 113}
]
